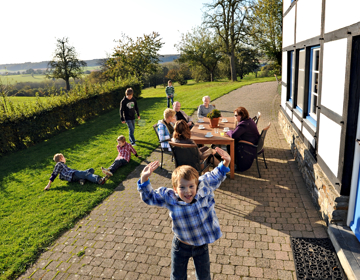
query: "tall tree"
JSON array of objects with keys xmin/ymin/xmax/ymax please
[
  {"xmin": 235, "ymin": 46, "xmax": 259, "ymax": 79},
  {"xmin": 248, "ymin": 0, "xmax": 282, "ymax": 66},
  {"xmin": 104, "ymin": 32, "xmax": 164, "ymax": 81},
  {"xmin": 176, "ymin": 27, "xmax": 222, "ymax": 82},
  {"xmin": 46, "ymin": 37, "xmax": 87, "ymax": 91},
  {"xmin": 203, "ymin": 0, "xmax": 252, "ymax": 81}
]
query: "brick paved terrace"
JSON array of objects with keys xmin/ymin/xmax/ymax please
[{"xmin": 19, "ymin": 81, "xmax": 328, "ymax": 280}]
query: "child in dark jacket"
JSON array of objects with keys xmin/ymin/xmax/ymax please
[{"xmin": 119, "ymin": 88, "xmax": 140, "ymax": 146}]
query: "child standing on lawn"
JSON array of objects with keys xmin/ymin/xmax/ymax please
[
  {"xmin": 120, "ymin": 88, "xmax": 140, "ymax": 146},
  {"xmin": 165, "ymin": 80, "xmax": 175, "ymax": 108},
  {"xmin": 137, "ymin": 147, "xmax": 231, "ymax": 280},
  {"xmin": 101, "ymin": 135, "xmax": 139, "ymax": 178},
  {"xmin": 44, "ymin": 153, "xmax": 106, "ymax": 191}
]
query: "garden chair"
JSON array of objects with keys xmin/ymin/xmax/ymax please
[
  {"xmin": 252, "ymin": 112, "xmax": 261, "ymax": 125},
  {"xmin": 169, "ymin": 142, "xmax": 215, "ymax": 175},
  {"xmin": 152, "ymin": 123, "xmax": 173, "ymax": 169},
  {"xmin": 237, "ymin": 122, "xmax": 271, "ymax": 178}
]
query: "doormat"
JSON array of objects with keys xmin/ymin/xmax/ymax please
[{"xmin": 290, "ymin": 237, "xmax": 347, "ymax": 280}]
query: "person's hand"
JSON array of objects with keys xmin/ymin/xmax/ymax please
[
  {"xmin": 212, "ymin": 149, "xmax": 217, "ymax": 155},
  {"xmin": 188, "ymin": 121, "xmax": 192, "ymax": 126},
  {"xmin": 138, "ymin": 116, "xmax": 141, "ymax": 119},
  {"xmin": 141, "ymin": 161, "xmax": 159, "ymax": 183},
  {"xmin": 215, "ymin": 147, "xmax": 231, "ymax": 167},
  {"xmin": 122, "ymin": 121, "xmax": 126, "ymax": 124},
  {"xmin": 44, "ymin": 182, "xmax": 51, "ymax": 191},
  {"xmin": 167, "ymin": 96, "xmax": 170, "ymax": 98}
]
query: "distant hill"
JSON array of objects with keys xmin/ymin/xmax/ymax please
[
  {"xmin": 159, "ymin": 54, "xmax": 180, "ymax": 63},
  {"xmin": 0, "ymin": 55, "xmax": 180, "ymax": 72}
]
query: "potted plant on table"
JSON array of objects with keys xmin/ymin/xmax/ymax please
[{"xmin": 207, "ymin": 109, "xmax": 221, "ymax": 128}]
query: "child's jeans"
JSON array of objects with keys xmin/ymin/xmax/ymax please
[
  {"xmin": 72, "ymin": 168, "xmax": 100, "ymax": 184},
  {"xmin": 167, "ymin": 96, "xmax": 174, "ymax": 108},
  {"xmin": 125, "ymin": 119, "xmax": 136, "ymax": 145},
  {"xmin": 171, "ymin": 236, "xmax": 210, "ymax": 280},
  {"xmin": 108, "ymin": 159, "xmax": 128, "ymax": 174}
]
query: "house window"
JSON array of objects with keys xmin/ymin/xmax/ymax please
[
  {"xmin": 288, "ymin": 50, "xmax": 295, "ymax": 103},
  {"xmin": 307, "ymin": 46, "xmax": 320, "ymax": 125},
  {"xmin": 296, "ymin": 49, "xmax": 305, "ymax": 112}
]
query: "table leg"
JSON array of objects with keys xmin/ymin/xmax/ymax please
[{"xmin": 230, "ymin": 142, "xmax": 234, "ymax": 179}]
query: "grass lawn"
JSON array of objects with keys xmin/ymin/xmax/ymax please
[
  {"xmin": 0, "ymin": 76, "xmax": 276, "ymax": 279},
  {"xmin": 0, "ymin": 73, "xmax": 90, "ymax": 85},
  {"xmin": 0, "ymin": 74, "xmax": 48, "ymax": 84}
]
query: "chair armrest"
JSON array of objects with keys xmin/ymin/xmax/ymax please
[
  {"xmin": 159, "ymin": 138, "xmax": 171, "ymax": 143},
  {"xmin": 199, "ymin": 154, "xmax": 215, "ymax": 174},
  {"xmin": 238, "ymin": 140, "xmax": 257, "ymax": 148}
]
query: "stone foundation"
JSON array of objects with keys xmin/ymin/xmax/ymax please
[{"xmin": 278, "ymin": 110, "xmax": 349, "ymax": 225}]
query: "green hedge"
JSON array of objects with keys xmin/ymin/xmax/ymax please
[{"xmin": 0, "ymin": 78, "xmax": 142, "ymax": 155}]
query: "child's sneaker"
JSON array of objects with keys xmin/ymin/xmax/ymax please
[
  {"xmin": 98, "ymin": 177, "xmax": 106, "ymax": 185},
  {"xmin": 79, "ymin": 179, "xmax": 86, "ymax": 185},
  {"xmin": 101, "ymin": 167, "xmax": 113, "ymax": 177},
  {"xmin": 132, "ymin": 143, "xmax": 137, "ymax": 146}
]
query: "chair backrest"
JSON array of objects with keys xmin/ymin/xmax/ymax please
[
  {"xmin": 252, "ymin": 112, "xmax": 261, "ymax": 125},
  {"xmin": 257, "ymin": 122, "xmax": 271, "ymax": 153},
  {"xmin": 169, "ymin": 142, "xmax": 202, "ymax": 172},
  {"xmin": 153, "ymin": 123, "xmax": 162, "ymax": 143}
]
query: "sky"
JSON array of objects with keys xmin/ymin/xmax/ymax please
[{"xmin": 1, "ymin": 0, "xmax": 205, "ymax": 65}]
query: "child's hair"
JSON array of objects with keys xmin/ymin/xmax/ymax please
[
  {"xmin": 53, "ymin": 153, "xmax": 64, "ymax": 162},
  {"xmin": 164, "ymin": 108, "xmax": 176, "ymax": 119},
  {"xmin": 117, "ymin": 135, "xmax": 126, "ymax": 143},
  {"xmin": 125, "ymin": 88, "xmax": 133, "ymax": 96},
  {"xmin": 172, "ymin": 165, "xmax": 199, "ymax": 189},
  {"xmin": 168, "ymin": 80, "xmax": 172, "ymax": 84},
  {"xmin": 173, "ymin": 120, "xmax": 191, "ymax": 140}
]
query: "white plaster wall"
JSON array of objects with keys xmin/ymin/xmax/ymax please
[
  {"xmin": 282, "ymin": 52, "xmax": 287, "ymax": 83},
  {"xmin": 325, "ymin": 0, "xmax": 360, "ymax": 33},
  {"xmin": 293, "ymin": 114, "xmax": 302, "ymax": 130},
  {"xmin": 296, "ymin": 0, "xmax": 322, "ymax": 43},
  {"xmin": 285, "ymin": 106, "xmax": 292, "ymax": 118},
  {"xmin": 283, "ymin": 8, "xmax": 295, "ymax": 48},
  {"xmin": 281, "ymin": 85, "xmax": 287, "ymax": 109},
  {"xmin": 321, "ymin": 39, "xmax": 347, "ymax": 116},
  {"xmin": 303, "ymin": 127, "xmax": 316, "ymax": 148},
  {"xmin": 318, "ymin": 113, "xmax": 341, "ymax": 177},
  {"xmin": 283, "ymin": 0, "xmax": 291, "ymax": 11}
]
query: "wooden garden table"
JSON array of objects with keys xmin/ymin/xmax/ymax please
[{"xmin": 191, "ymin": 117, "xmax": 236, "ymax": 179}]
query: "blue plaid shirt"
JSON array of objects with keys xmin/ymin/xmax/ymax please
[
  {"xmin": 49, "ymin": 162, "xmax": 76, "ymax": 182},
  {"xmin": 157, "ymin": 120, "xmax": 172, "ymax": 150},
  {"xmin": 137, "ymin": 162, "xmax": 230, "ymax": 246}
]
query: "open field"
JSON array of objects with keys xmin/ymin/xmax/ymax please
[
  {"xmin": 0, "ymin": 74, "xmax": 48, "ymax": 84},
  {"xmin": 0, "ymin": 76, "xmax": 276, "ymax": 279}
]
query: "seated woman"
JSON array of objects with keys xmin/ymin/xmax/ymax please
[
  {"xmin": 173, "ymin": 101, "xmax": 194, "ymax": 129},
  {"xmin": 158, "ymin": 108, "xmax": 176, "ymax": 151},
  {"xmin": 226, "ymin": 106, "xmax": 260, "ymax": 172},
  {"xmin": 172, "ymin": 120, "xmax": 220, "ymax": 167},
  {"xmin": 197, "ymin": 95, "xmax": 215, "ymax": 118}
]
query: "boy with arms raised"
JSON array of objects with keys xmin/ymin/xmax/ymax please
[
  {"xmin": 137, "ymin": 147, "xmax": 231, "ymax": 280},
  {"xmin": 101, "ymin": 135, "xmax": 139, "ymax": 178}
]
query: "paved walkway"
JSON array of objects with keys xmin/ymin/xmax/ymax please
[{"xmin": 19, "ymin": 81, "xmax": 328, "ymax": 280}]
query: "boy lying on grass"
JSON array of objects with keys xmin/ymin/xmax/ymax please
[
  {"xmin": 137, "ymin": 147, "xmax": 230, "ymax": 280},
  {"xmin": 44, "ymin": 153, "xmax": 105, "ymax": 191},
  {"xmin": 100, "ymin": 135, "xmax": 139, "ymax": 179}
]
